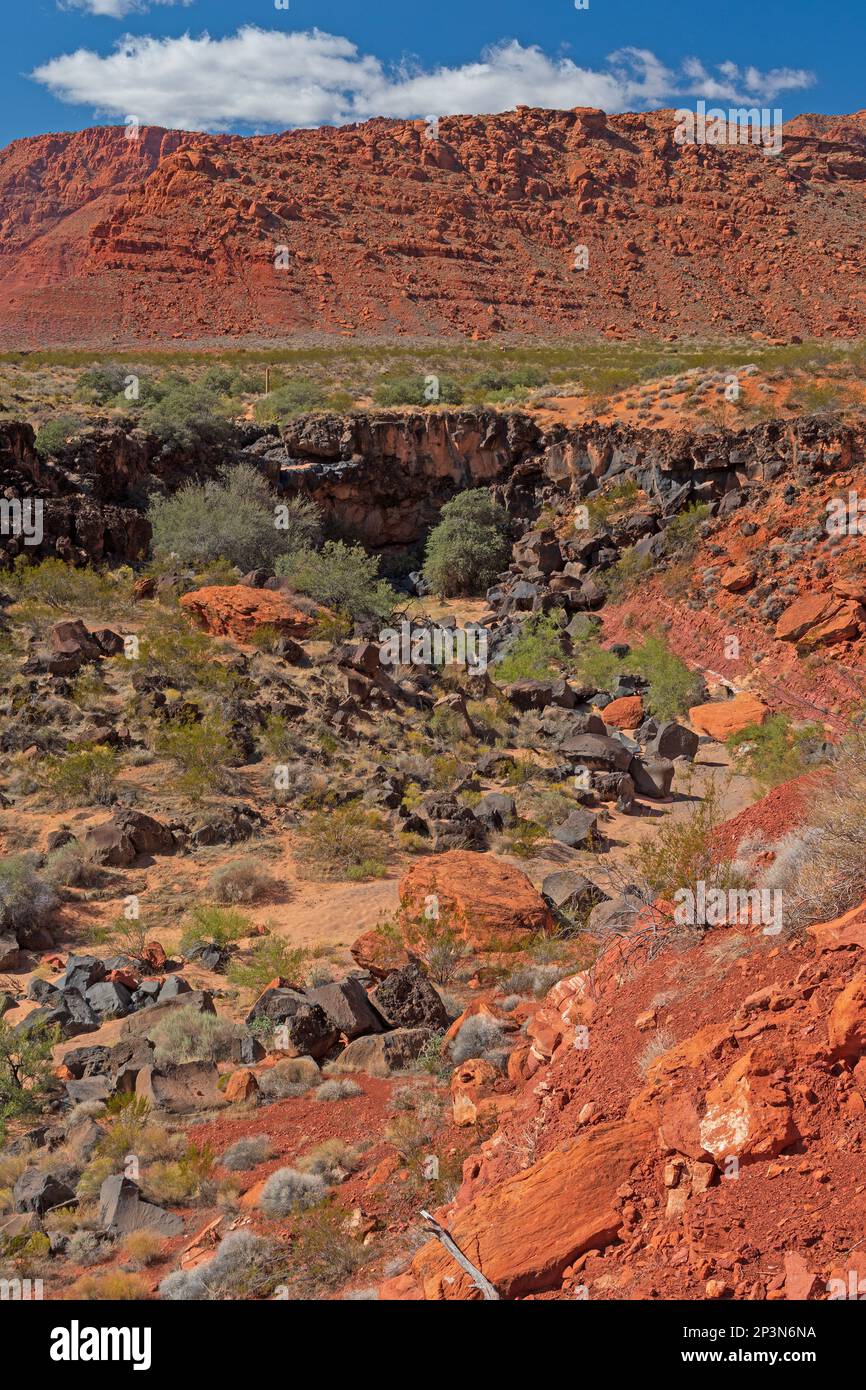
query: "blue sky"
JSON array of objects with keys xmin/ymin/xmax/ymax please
[{"xmin": 3, "ymin": 0, "xmax": 864, "ymax": 148}]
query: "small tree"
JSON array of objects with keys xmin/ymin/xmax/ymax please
[
  {"xmin": 276, "ymin": 541, "xmax": 396, "ymax": 621},
  {"xmin": 424, "ymin": 490, "xmax": 512, "ymax": 597},
  {"xmin": 0, "ymin": 1019, "xmax": 60, "ymax": 1142}
]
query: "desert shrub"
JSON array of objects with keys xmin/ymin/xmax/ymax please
[
  {"xmin": 634, "ymin": 778, "xmax": 741, "ymax": 903},
  {"xmin": 314, "ymin": 1080, "xmax": 362, "ymax": 1103},
  {"xmin": 637, "ymin": 1029, "xmax": 676, "ymax": 1076},
  {"xmin": 0, "ymin": 855, "xmax": 57, "ymax": 935},
  {"xmin": 41, "ymin": 744, "xmax": 119, "ymax": 808},
  {"xmin": 296, "ymin": 1138, "xmax": 362, "ymax": 1180},
  {"xmin": 150, "ymin": 465, "xmax": 320, "ymax": 572},
  {"xmin": 727, "ymin": 715, "xmax": 827, "ymax": 791},
  {"xmin": 137, "ymin": 610, "xmax": 235, "ymax": 692},
  {"xmin": 275, "ymin": 541, "xmax": 396, "ymax": 621},
  {"xmin": 464, "ymin": 365, "xmax": 546, "ymax": 399},
  {"xmin": 627, "ymin": 634, "xmax": 703, "ymax": 720},
  {"xmin": 601, "ymin": 546, "xmax": 653, "ymax": 601},
  {"xmin": 259, "ymin": 713, "xmax": 302, "ymax": 761},
  {"xmin": 373, "ymin": 373, "xmax": 463, "ymax": 407},
  {"xmin": 180, "ymin": 904, "xmax": 251, "ymax": 954},
  {"xmin": 585, "ymin": 478, "xmax": 640, "ymax": 529},
  {"xmin": 501, "ymin": 964, "xmax": 563, "ymax": 997},
  {"xmin": 784, "ymin": 734, "xmax": 866, "ymax": 926},
  {"xmin": 152, "ymin": 1009, "xmax": 243, "ymax": 1066},
  {"xmin": 42, "ymin": 840, "xmax": 102, "ymax": 890},
  {"xmin": 155, "ymin": 715, "xmax": 235, "ymax": 798},
  {"xmin": 6, "ymin": 556, "xmax": 135, "ymax": 619},
  {"xmin": 450, "ymin": 1015, "xmax": 507, "ymax": 1065},
  {"xmin": 661, "ymin": 503, "xmax": 711, "ymax": 559},
  {"xmin": 74, "ymin": 364, "xmax": 130, "ymax": 405},
  {"xmin": 0, "ymin": 1018, "xmax": 60, "ymax": 1142},
  {"xmin": 159, "ymin": 1230, "xmax": 283, "ymax": 1300},
  {"xmin": 294, "ymin": 802, "xmax": 390, "ymax": 881},
  {"xmin": 384, "ymin": 910, "xmax": 465, "ymax": 985},
  {"xmin": 35, "ymin": 416, "xmax": 83, "ymax": 457},
  {"xmin": 220, "ymin": 1135, "xmax": 273, "ymax": 1172},
  {"xmin": 494, "ymin": 612, "xmax": 565, "ymax": 684},
  {"xmin": 257, "ymin": 1057, "xmax": 320, "ymax": 1100},
  {"xmin": 254, "ymin": 379, "xmax": 329, "ymax": 420},
  {"xmin": 260, "ymin": 1204, "xmax": 368, "ymax": 1298},
  {"xmin": 259, "ymin": 1167, "xmax": 327, "ymax": 1217},
  {"xmin": 208, "ymin": 858, "xmax": 276, "ymax": 905},
  {"xmin": 120, "ymin": 1230, "xmax": 165, "ymax": 1269},
  {"xmin": 423, "ymin": 489, "xmax": 512, "ymax": 597},
  {"xmin": 67, "ymin": 1229, "xmax": 111, "ymax": 1268},
  {"xmin": 227, "ymin": 937, "xmax": 307, "ymax": 992},
  {"xmin": 141, "ymin": 382, "xmax": 234, "ymax": 450},
  {"xmin": 69, "ymin": 1271, "xmax": 150, "ymax": 1300}
]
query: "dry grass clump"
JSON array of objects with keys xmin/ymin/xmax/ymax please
[{"xmin": 785, "ymin": 736, "xmax": 866, "ymax": 928}]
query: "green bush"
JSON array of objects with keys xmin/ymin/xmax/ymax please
[
  {"xmin": 276, "ymin": 541, "xmax": 396, "ymax": 621},
  {"xmin": 727, "ymin": 715, "xmax": 826, "ymax": 791},
  {"xmin": 180, "ymin": 904, "xmax": 252, "ymax": 955},
  {"xmin": 254, "ymin": 379, "xmax": 329, "ymax": 421},
  {"xmin": 150, "ymin": 465, "xmax": 321, "ymax": 573},
  {"xmin": 35, "ymin": 416, "xmax": 83, "ymax": 458},
  {"xmin": 662, "ymin": 503, "xmax": 711, "ymax": 559},
  {"xmin": 7, "ymin": 557, "xmax": 136, "ymax": 619},
  {"xmin": 141, "ymin": 382, "xmax": 234, "ymax": 450},
  {"xmin": 494, "ymin": 612, "xmax": 565, "ymax": 683},
  {"xmin": 600, "ymin": 546, "xmax": 652, "ymax": 601},
  {"xmin": 295, "ymin": 802, "xmax": 391, "ymax": 881},
  {"xmin": 373, "ymin": 374, "xmax": 463, "ymax": 407},
  {"xmin": 155, "ymin": 715, "xmax": 235, "ymax": 798},
  {"xmin": 41, "ymin": 743, "xmax": 119, "ymax": 808},
  {"xmin": 423, "ymin": 489, "xmax": 512, "ymax": 597},
  {"xmin": 227, "ymin": 936, "xmax": 308, "ymax": 992},
  {"xmin": 628, "ymin": 634, "xmax": 703, "ymax": 720},
  {"xmin": 0, "ymin": 1018, "xmax": 60, "ymax": 1143}
]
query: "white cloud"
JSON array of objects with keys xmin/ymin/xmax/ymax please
[
  {"xmin": 31, "ymin": 26, "xmax": 815, "ymax": 132},
  {"xmin": 60, "ymin": 0, "xmax": 192, "ymax": 18}
]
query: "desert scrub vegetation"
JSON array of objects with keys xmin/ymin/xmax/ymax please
[
  {"xmin": 726, "ymin": 714, "xmax": 827, "ymax": 791},
  {"xmin": 494, "ymin": 611, "xmax": 567, "ymax": 684},
  {"xmin": 376, "ymin": 910, "xmax": 465, "ymax": 985},
  {"xmin": 294, "ymin": 802, "xmax": 391, "ymax": 881},
  {"xmin": 633, "ymin": 778, "xmax": 742, "ymax": 907},
  {"xmin": 6, "ymin": 555, "xmax": 136, "ymax": 621},
  {"xmin": 0, "ymin": 1018, "xmax": 60, "ymax": 1142},
  {"xmin": 160, "ymin": 1230, "xmax": 284, "ymax": 1300},
  {"xmin": 227, "ymin": 936, "xmax": 307, "ymax": 993},
  {"xmin": 40, "ymin": 743, "xmax": 119, "ymax": 808},
  {"xmin": 585, "ymin": 477, "xmax": 640, "ymax": 529},
  {"xmin": 137, "ymin": 609, "xmax": 238, "ymax": 692},
  {"xmin": 600, "ymin": 546, "xmax": 652, "ymax": 601},
  {"xmin": 282, "ymin": 1205, "xmax": 370, "ymax": 1298},
  {"xmin": 154, "ymin": 714, "xmax": 236, "ymax": 799},
  {"xmin": 0, "ymin": 854, "xmax": 58, "ymax": 937},
  {"xmin": 69, "ymin": 1271, "xmax": 151, "ymax": 1301},
  {"xmin": 120, "ymin": 1230, "xmax": 166, "ymax": 1270},
  {"xmin": 296, "ymin": 1138, "xmax": 362, "ymax": 1180},
  {"xmin": 139, "ymin": 379, "xmax": 235, "ymax": 450},
  {"xmin": 781, "ymin": 733, "xmax": 866, "ymax": 927},
  {"xmin": 423, "ymin": 489, "xmax": 512, "ymax": 597},
  {"xmin": 143, "ymin": 1141, "xmax": 216, "ymax": 1207},
  {"xmin": 150, "ymin": 464, "xmax": 321, "ymax": 572},
  {"xmin": 372, "ymin": 372, "xmax": 463, "ymax": 407},
  {"xmin": 257, "ymin": 1057, "xmax": 321, "ymax": 1100},
  {"xmin": 208, "ymin": 858, "xmax": 277, "ymax": 905},
  {"xmin": 152, "ymin": 1008, "xmax": 243, "ymax": 1065},
  {"xmin": 275, "ymin": 540, "xmax": 397, "ymax": 621},
  {"xmin": 314, "ymin": 1079, "xmax": 362, "ymax": 1103},
  {"xmin": 220, "ymin": 1135, "xmax": 273, "ymax": 1171},
  {"xmin": 180, "ymin": 903, "xmax": 251, "ymax": 955},
  {"xmin": 450, "ymin": 1015, "xmax": 508, "ymax": 1066},
  {"xmin": 259, "ymin": 1167, "xmax": 327, "ymax": 1217},
  {"xmin": 637, "ymin": 1028, "xmax": 676, "ymax": 1076}
]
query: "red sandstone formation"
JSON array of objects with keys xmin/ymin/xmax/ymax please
[{"xmin": 2, "ymin": 109, "xmax": 866, "ymax": 346}]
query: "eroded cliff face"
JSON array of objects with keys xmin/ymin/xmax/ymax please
[
  {"xmin": 2, "ymin": 109, "xmax": 866, "ymax": 345},
  {"xmin": 1, "ymin": 408, "xmax": 863, "ymax": 568}
]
